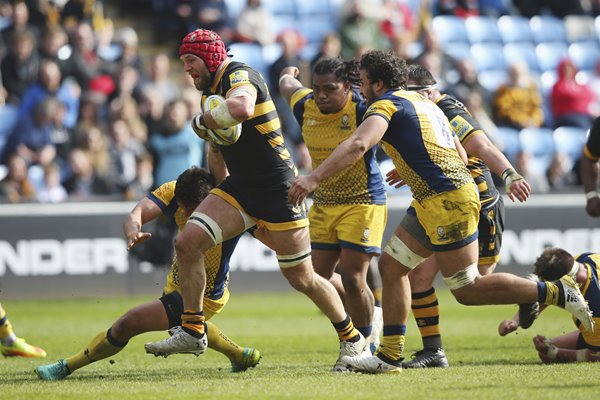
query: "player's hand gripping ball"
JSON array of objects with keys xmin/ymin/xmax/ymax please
[{"xmin": 202, "ymin": 95, "xmax": 242, "ymax": 146}]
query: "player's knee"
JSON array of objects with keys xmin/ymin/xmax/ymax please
[
  {"xmin": 340, "ymin": 271, "xmax": 366, "ymax": 292},
  {"xmin": 444, "ymin": 263, "xmax": 481, "ymax": 305}
]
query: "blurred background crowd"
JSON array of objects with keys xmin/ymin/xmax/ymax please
[{"xmin": 1, "ymin": 0, "xmax": 600, "ymax": 204}]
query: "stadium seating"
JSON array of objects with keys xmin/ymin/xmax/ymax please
[
  {"xmin": 495, "ymin": 126, "xmax": 521, "ymax": 165},
  {"xmin": 0, "ymin": 105, "xmax": 19, "ymax": 160},
  {"xmin": 225, "ymin": 0, "xmax": 247, "ymax": 20},
  {"xmin": 444, "ymin": 41, "xmax": 470, "ymax": 62},
  {"xmin": 553, "ymin": 126, "xmax": 589, "ymax": 168},
  {"xmin": 431, "ymin": 15, "xmax": 469, "ymax": 46},
  {"xmin": 564, "ymin": 15, "xmax": 596, "ymax": 43},
  {"xmin": 478, "ymin": 69, "xmax": 509, "ymax": 92},
  {"xmin": 465, "ymin": 16, "xmax": 502, "ymax": 44},
  {"xmin": 262, "ymin": 0, "xmax": 296, "ymax": 16},
  {"xmin": 539, "ymin": 70, "xmax": 558, "ymax": 96},
  {"xmin": 519, "ymin": 127, "xmax": 556, "ymax": 175},
  {"xmin": 535, "ymin": 42, "xmax": 569, "ymax": 73},
  {"xmin": 470, "ymin": 43, "xmax": 507, "ymax": 72},
  {"xmin": 297, "ymin": 17, "xmax": 337, "ymax": 44},
  {"xmin": 227, "ymin": 43, "xmax": 267, "ymax": 76},
  {"xmin": 270, "ymin": 14, "xmax": 298, "ymax": 35},
  {"xmin": 529, "ymin": 15, "xmax": 567, "ymax": 44},
  {"xmin": 568, "ymin": 41, "xmax": 600, "ymax": 72},
  {"xmin": 296, "ymin": 0, "xmax": 331, "ymax": 16},
  {"xmin": 497, "ymin": 15, "xmax": 534, "ymax": 43},
  {"xmin": 503, "ymin": 42, "xmax": 539, "ymax": 73}
]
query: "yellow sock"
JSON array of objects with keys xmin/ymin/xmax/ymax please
[
  {"xmin": 0, "ymin": 305, "xmax": 14, "ymax": 340},
  {"xmin": 206, "ymin": 321, "xmax": 245, "ymax": 364},
  {"xmin": 411, "ymin": 288, "xmax": 443, "ymax": 349},
  {"xmin": 378, "ymin": 335, "xmax": 405, "ymax": 362},
  {"xmin": 66, "ymin": 329, "xmax": 126, "ymax": 372}
]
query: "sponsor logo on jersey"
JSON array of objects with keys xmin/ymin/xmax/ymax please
[{"xmin": 230, "ymin": 70, "xmax": 250, "ymax": 86}]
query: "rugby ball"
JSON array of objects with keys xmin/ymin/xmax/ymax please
[{"xmin": 202, "ymin": 94, "xmax": 242, "ymax": 146}]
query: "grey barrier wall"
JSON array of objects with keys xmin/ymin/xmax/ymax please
[{"xmin": 0, "ymin": 195, "xmax": 598, "ymax": 299}]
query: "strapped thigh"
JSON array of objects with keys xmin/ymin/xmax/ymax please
[{"xmin": 187, "ymin": 212, "xmax": 223, "ymax": 246}]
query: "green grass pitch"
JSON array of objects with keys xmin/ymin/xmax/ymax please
[{"xmin": 1, "ymin": 291, "xmax": 597, "ymax": 400}]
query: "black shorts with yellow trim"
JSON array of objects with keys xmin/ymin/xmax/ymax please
[{"xmin": 212, "ymin": 177, "xmax": 308, "ymax": 231}]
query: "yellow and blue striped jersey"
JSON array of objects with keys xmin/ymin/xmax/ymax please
[
  {"xmin": 204, "ymin": 60, "xmax": 297, "ymax": 190},
  {"xmin": 366, "ymin": 89, "xmax": 473, "ymax": 202},
  {"xmin": 290, "ymin": 88, "xmax": 386, "ymax": 206},
  {"xmin": 147, "ymin": 181, "xmax": 239, "ymax": 300},
  {"xmin": 436, "ymin": 94, "xmax": 499, "ymax": 207},
  {"xmin": 575, "ymin": 253, "xmax": 600, "ymax": 350}
]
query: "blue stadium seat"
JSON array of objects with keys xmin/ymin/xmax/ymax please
[
  {"xmin": 504, "ymin": 43, "xmax": 539, "ymax": 73},
  {"xmin": 478, "ymin": 69, "xmax": 509, "ymax": 92},
  {"xmin": 0, "ymin": 104, "xmax": 19, "ymax": 159},
  {"xmin": 497, "ymin": 15, "xmax": 533, "ymax": 43},
  {"xmin": 225, "ymin": 0, "xmax": 247, "ymax": 20},
  {"xmin": 470, "ymin": 43, "xmax": 507, "ymax": 72},
  {"xmin": 431, "ymin": 16, "xmax": 469, "ymax": 46},
  {"xmin": 568, "ymin": 41, "xmax": 600, "ymax": 72},
  {"xmin": 535, "ymin": 42, "xmax": 568, "ymax": 73},
  {"xmin": 519, "ymin": 127, "xmax": 556, "ymax": 175},
  {"xmin": 444, "ymin": 42, "xmax": 471, "ymax": 62},
  {"xmin": 564, "ymin": 15, "xmax": 597, "ymax": 43},
  {"xmin": 227, "ymin": 43, "xmax": 267, "ymax": 76},
  {"xmin": 495, "ymin": 126, "xmax": 521, "ymax": 165},
  {"xmin": 529, "ymin": 15, "xmax": 567, "ymax": 44},
  {"xmin": 297, "ymin": 17, "xmax": 337, "ymax": 44},
  {"xmin": 465, "ymin": 16, "xmax": 502, "ymax": 44},
  {"xmin": 262, "ymin": 43, "xmax": 283, "ymax": 66},
  {"xmin": 262, "ymin": 0, "xmax": 296, "ymax": 15},
  {"xmin": 270, "ymin": 14, "xmax": 298, "ymax": 35},
  {"xmin": 295, "ymin": 0, "xmax": 331, "ymax": 16},
  {"xmin": 553, "ymin": 126, "xmax": 589, "ymax": 167},
  {"xmin": 539, "ymin": 70, "xmax": 558, "ymax": 96}
]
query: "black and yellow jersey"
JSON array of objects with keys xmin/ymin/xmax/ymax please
[
  {"xmin": 366, "ymin": 89, "xmax": 473, "ymax": 202},
  {"xmin": 290, "ymin": 88, "xmax": 386, "ymax": 206},
  {"xmin": 436, "ymin": 94, "xmax": 499, "ymax": 207},
  {"xmin": 574, "ymin": 253, "xmax": 600, "ymax": 351},
  {"xmin": 147, "ymin": 181, "xmax": 239, "ymax": 300},
  {"xmin": 204, "ymin": 60, "xmax": 296, "ymax": 189},
  {"xmin": 583, "ymin": 117, "xmax": 600, "ymax": 161}
]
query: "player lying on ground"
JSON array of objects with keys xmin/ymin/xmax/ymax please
[
  {"xmin": 0, "ymin": 303, "xmax": 46, "ymax": 358},
  {"xmin": 35, "ymin": 167, "xmax": 260, "ymax": 380},
  {"xmin": 498, "ymin": 248, "xmax": 600, "ymax": 363}
]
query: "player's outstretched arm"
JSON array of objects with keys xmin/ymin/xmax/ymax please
[
  {"xmin": 463, "ymin": 132, "xmax": 531, "ymax": 202},
  {"xmin": 123, "ymin": 197, "xmax": 163, "ymax": 250},
  {"xmin": 278, "ymin": 66, "xmax": 303, "ymax": 104}
]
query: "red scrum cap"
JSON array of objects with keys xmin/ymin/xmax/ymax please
[{"xmin": 179, "ymin": 29, "xmax": 228, "ymax": 73}]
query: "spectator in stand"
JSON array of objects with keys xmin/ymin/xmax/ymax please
[
  {"xmin": 0, "ymin": 1, "xmax": 40, "ymax": 57},
  {"xmin": 67, "ymin": 22, "xmax": 115, "ymax": 91},
  {"xmin": 113, "ymin": 27, "xmax": 144, "ymax": 72},
  {"xmin": 73, "ymin": 124, "xmax": 109, "ymax": 178},
  {"xmin": 180, "ymin": 86, "xmax": 202, "ymax": 120},
  {"xmin": 113, "ymin": 64, "xmax": 142, "ymax": 102},
  {"xmin": 37, "ymin": 162, "xmax": 68, "ymax": 203},
  {"xmin": 191, "ymin": 0, "xmax": 233, "ymax": 43},
  {"xmin": 310, "ymin": 33, "xmax": 342, "ymax": 70},
  {"xmin": 1, "ymin": 30, "xmax": 40, "ymax": 105},
  {"xmin": 63, "ymin": 147, "xmax": 115, "ymax": 199},
  {"xmin": 124, "ymin": 153, "xmax": 154, "ymax": 201},
  {"xmin": 141, "ymin": 53, "xmax": 180, "ymax": 104},
  {"xmin": 149, "ymin": 99, "xmax": 202, "ymax": 186},
  {"xmin": 39, "ymin": 26, "xmax": 72, "ymax": 79},
  {"xmin": 75, "ymin": 90, "xmax": 107, "ymax": 134},
  {"xmin": 412, "ymin": 27, "xmax": 459, "ymax": 90},
  {"xmin": 446, "ymin": 58, "xmax": 489, "ymax": 105},
  {"xmin": 339, "ymin": 0, "xmax": 387, "ymax": 60},
  {"xmin": 380, "ymin": 0, "xmax": 418, "ymax": 44},
  {"xmin": 3, "ymin": 97, "xmax": 59, "ymax": 168},
  {"xmin": 19, "ymin": 59, "xmax": 80, "ymax": 129},
  {"xmin": 234, "ymin": 0, "xmax": 275, "ymax": 46},
  {"xmin": 106, "ymin": 118, "xmax": 147, "ymax": 193},
  {"xmin": 551, "ymin": 58, "xmax": 598, "ymax": 130},
  {"xmin": 138, "ymin": 86, "xmax": 166, "ymax": 135},
  {"xmin": 464, "ymin": 91, "xmax": 502, "ymax": 149},
  {"xmin": 0, "ymin": 153, "xmax": 36, "ymax": 203},
  {"xmin": 109, "ymin": 95, "xmax": 147, "ymax": 142},
  {"xmin": 61, "ymin": 0, "xmax": 104, "ymax": 30},
  {"xmin": 267, "ymin": 29, "xmax": 309, "ymax": 171},
  {"xmin": 437, "ymin": 0, "xmax": 479, "ymax": 17},
  {"xmin": 512, "ymin": 0, "xmax": 585, "ymax": 18},
  {"xmin": 492, "ymin": 61, "xmax": 544, "ymax": 130}
]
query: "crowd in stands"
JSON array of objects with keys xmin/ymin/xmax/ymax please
[{"xmin": 1, "ymin": 0, "xmax": 600, "ymax": 203}]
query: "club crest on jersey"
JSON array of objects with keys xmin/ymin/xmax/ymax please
[
  {"xmin": 230, "ymin": 70, "xmax": 249, "ymax": 86},
  {"xmin": 340, "ymin": 114, "xmax": 351, "ymax": 130},
  {"xmin": 361, "ymin": 228, "xmax": 370, "ymax": 243}
]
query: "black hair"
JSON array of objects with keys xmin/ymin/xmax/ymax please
[
  {"xmin": 174, "ymin": 166, "xmax": 215, "ymax": 209},
  {"xmin": 313, "ymin": 56, "xmax": 361, "ymax": 88},
  {"xmin": 359, "ymin": 50, "xmax": 407, "ymax": 89},
  {"xmin": 407, "ymin": 64, "xmax": 437, "ymax": 86},
  {"xmin": 533, "ymin": 247, "xmax": 575, "ymax": 281}
]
